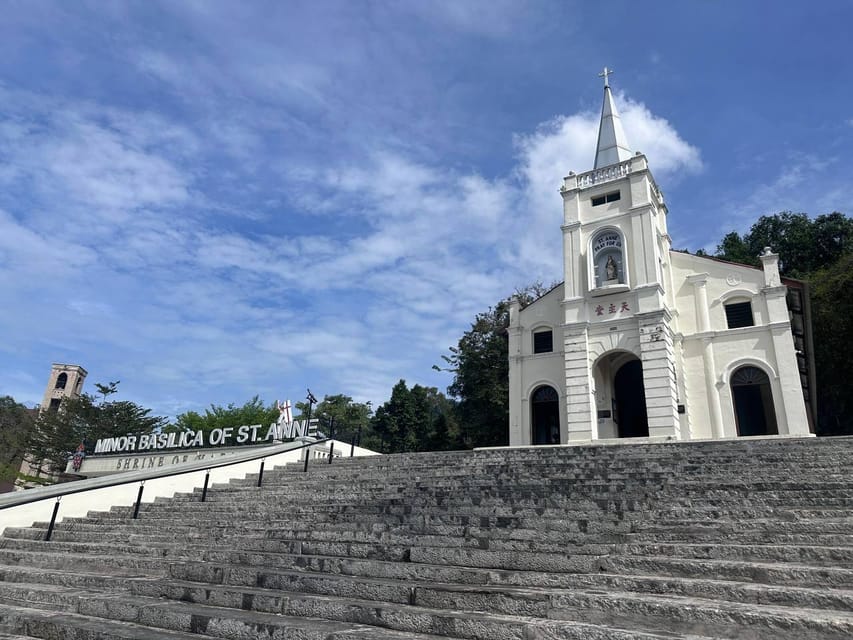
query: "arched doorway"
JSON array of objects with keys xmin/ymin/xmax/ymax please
[
  {"xmin": 731, "ymin": 366, "xmax": 778, "ymax": 436},
  {"xmin": 614, "ymin": 360, "xmax": 649, "ymax": 438},
  {"xmin": 531, "ymin": 385, "xmax": 560, "ymax": 445}
]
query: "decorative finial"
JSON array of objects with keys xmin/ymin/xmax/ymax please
[{"xmin": 598, "ymin": 66, "xmax": 613, "ymax": 88}]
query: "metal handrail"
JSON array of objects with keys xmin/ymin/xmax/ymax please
[{"xmin": 0, "ymin": 437, "xmax": 331, "ymax": 511}]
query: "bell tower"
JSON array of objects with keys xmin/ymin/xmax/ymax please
[
  {"xmin": 40, "ymin": 363, "xmax": 88, "ymax": 412},
  {"xmin": 558, "ymin": 69, "xmax": 680, "ymax": 441}
]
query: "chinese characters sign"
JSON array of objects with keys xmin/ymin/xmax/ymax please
[{"xmin": 594, "ymin": 301, "xmax": 631, "ymax": 317}]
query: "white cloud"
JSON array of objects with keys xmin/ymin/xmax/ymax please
[
  {"xmin": 510, "ymin": 93, "xmax": 703, "ymax": 274},
  {"xmin": 621, "ymin": 99, "xmax": 703, "ymax": 176},
  {"xmin": 0, "ymin": 67, "xmax": 704, "ymax": 418}
]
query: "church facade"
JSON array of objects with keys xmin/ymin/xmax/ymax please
[{"xmin": 508, "ymin": 75, "xmax": 815, "ymax": 445}]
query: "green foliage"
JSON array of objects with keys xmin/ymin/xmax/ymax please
[
  {"xmin": 715, "ymin": 212, "xmax": 853, "ymax": 278},
  {"xmin": 714, "ymin": 231, "xmax": 756, "ymax": 267},
  {"xmin": 0, "ymin": 396, "xmax": 35, "ymax": 485},
  {"xmin": 29, "ymin": 384, "xmax": 166, "ymax": 471},
  {"xmin": 439, "ymin": 282, "xmax": 554, "ymax": 449},
  {"xmin": 444, "ymin": 299, "xmax": 511, "ymax": 448},
  {"xmin": 810, "ymin": 253, "xmax": 853, "ymax": 435},
  {"xmin": 369, "ymin": 380, "xmax": 459, "ymax": 453},
  {"xmin": 167, "ymin": 396, "xmax": 279, "ymax": 444},
  {"xmin": 94, "ymin": 381, "xmax": 120, "ymax": 402},
  {"xmin": 311, "ymin": 394, "xmax": 372, "ymax": 440}
]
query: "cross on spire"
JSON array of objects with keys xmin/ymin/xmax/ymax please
[{"xmin": 593, "ymin": 66, "xmax": 631, "ymax": 168}]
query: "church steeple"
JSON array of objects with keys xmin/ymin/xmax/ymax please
[{"xmin": 593, "ymin": 67, "xmax": 632, "ymax": 169}]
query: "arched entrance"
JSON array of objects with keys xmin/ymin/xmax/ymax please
[
  {"xmin": 731, "ymin": 366, "xmax": 778, "ymax": 436},
  {"xmin": 531, "ymin": 385, "xmax": 560, "ymax": 445},
  {"xmin": 614, "ymin": 359, "xmax": 649, "ymax": 438}
]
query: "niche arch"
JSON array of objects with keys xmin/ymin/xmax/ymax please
[{"xmin": 588, "ymin": 227, "xmax": 629, "ymax": 291}]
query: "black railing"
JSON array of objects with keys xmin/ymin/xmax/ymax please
[{"xmin": 1, "ymin": 438, "xmax": 333, "ymax": 541}]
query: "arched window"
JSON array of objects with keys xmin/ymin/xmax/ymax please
[
  {"xmin": 591, "ymin": 229, "xmax": 626, "ymax": 289},
  {"xmin": 731, "ymin": 365, "xmax": 778, "ymax": 436},
  {"xmin": 55, "ymin": 373, "xmax": 68, "ymax": 390},
  {"xmin": 531, "ymin": 385, "xmax": 560, "ymax": 445}
]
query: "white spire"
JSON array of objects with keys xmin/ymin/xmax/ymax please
[{"xmin": 593, "ymin": 67, "xmax": 632, "ymax": 169}]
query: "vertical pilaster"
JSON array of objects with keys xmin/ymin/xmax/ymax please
[
  {"xmin": 687, "ymin": 274, "xmax": 724, "ymax": 439},
  {"xmin": 759, "ymin": 248, "xmax": 810, "ymax": 435},
  {"xmin": 701, "ymin": 338, "xmax": 724, "ymax": 438},
  {"xmin": 638, "ymin": 313, "xmax": 679, "ymax": 438},
  {"xmin": 764, "ymin": 289, "xmax": 810, "ymax": 435},
  {"xmin": 563, "ymin": 325, "xmax": 595, "ymax": 440},
  {"xmin": 507, "ymin": 298, "xmax": 525, "ymax": 445}
]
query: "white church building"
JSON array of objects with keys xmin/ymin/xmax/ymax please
[{"xmin": 508, "ymin": 72, "xmax": 815, "ymax": 445}]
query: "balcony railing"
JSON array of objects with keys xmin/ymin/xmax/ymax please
[{"xmin": 576, "ymin": 159, "xmax": 632, "ymax": 189}]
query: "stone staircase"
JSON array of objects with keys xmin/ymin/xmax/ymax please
[{"xmin": 1, "ymin": 436, "xmax": 852, "ymax": 639}]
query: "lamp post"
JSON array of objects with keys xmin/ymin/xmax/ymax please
[
  {"xmin": 305, "ymin": 389, "xmax": 318, "ymax": 436},
  {"xmin": 363, "ymin": 401, "xmax": 371, "ymax": 447},
  {"xmin": 303, "ymin": 389, "xmax": 318, "ymax": 468}
]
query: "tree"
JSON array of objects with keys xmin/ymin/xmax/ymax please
[
  {"xmin": 167, "ymin": 396, "xmax": 279, "ymax": 446},
  {"xmin": 369, "ymin": 380, "xmax": 458, "ymax": 453},
  {"xmin": 438, "ymin": 282, "xmax": 554, "ymax": 449},
  {"xmin": 95, "ymin": 381, "xmax": 120, "ymax": 402},
  {"xmin": 715, "ymin": 212, "xmax": 853, "ymax": 278},
  {"xmin": 714, "ymin": 231, "xmax": 755, "ymax": 267},
  {"xmin": 29, "ymin": 384, "xmax": 167, "ymax": 471},
  {"xmin": 810, "ymin": 253, "xmax": 853, "ymax": 435},
  {"xmin": 310, "ymin": 394, "xmax": 372, "ymax": 441},
  {"xmin": 0, "ymin": 396, "xmax": 35, "ymax": 487},
  {"xmin": 170, "ymin": 396, "xmax": 277, "ymax": 434}
]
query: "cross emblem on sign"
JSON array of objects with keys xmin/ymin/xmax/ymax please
[
  {"xmin": 276, "ymin": 399, "xmax": 293, "ymax": 424},
  {"xmin": 598, "ymin": 66, "xmax": 613, "ymax": 88}
]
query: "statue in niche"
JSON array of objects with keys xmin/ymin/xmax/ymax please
[{"xmin": 605, "ymin": 255, "xmax": 618, "ymax": 281}]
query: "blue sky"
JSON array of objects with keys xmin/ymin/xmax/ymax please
[{"xmin": 2, "ymin": 1, "xmax": 851, "ymax": 418}]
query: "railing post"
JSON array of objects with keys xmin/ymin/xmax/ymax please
[
  {"xmin": 350, "ymin": 435, "xmax": 356, "ymax": 457},
  {"xmin": 132, "ymin": 481, "xmax": 145, "ymax": 519},
  {"xmin": 201, "ymin": 469, "xmax": 211, "ymax": 502},
  {"xmin": 44, "ymin": 497, "xmax": 61, "ymax": 542},
  {"xmin": 257, "ymin": 458, "xmax": 265, "ymax": 487},
  {"xmin": 303, "ymin": 447, "xmax": 310, "ymax": 472},
  {"xmin": 328, "ymin": 441, "xmax": 334, "ymax": 464}
]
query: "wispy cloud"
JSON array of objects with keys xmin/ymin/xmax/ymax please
[
  {"xmin": 0, "ymin": 67, "xmax": 704, "ymax": 415},
  {"xmin": 511, "ymin": 93, "xmax": 703, "ymax": 274}
]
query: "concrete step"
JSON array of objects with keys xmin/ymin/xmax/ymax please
[
  {"xmin": 0, "ymin": 603, "xmax": 222, "ymax": 640},
  {"xmin": 27, "ymin": 520, "xmax": 853, "ymax": 555},
  {"xmin": 13, "ymin": 522, "xmax": 850, "ymax": 569},
  {"xmin": 10, "ymin": 557, "xmax": 846, "ymax": 620},
  {"xmin": 544, "ymin": 587, "xmax": 853, "ymax": 640},
  {"xmin": 65, "ymin": 501, "xmax": 853, "ymax": 523},
  {"xmin": 73, "ymin": 580, "xmax": 722, "ymax": 640},
  {"xmin": 603, "ymin": 555, "xmax": 853, "ymax": 588},
  {"xmin": 121, "ymin": 571, "xmax": 853, "ymax": 639},
  {"xmin": 173, "ymin": 547, "xmax": 853, "ymax": 592},
  {"xmin": 2, "ymin": 437, "xmax": 852, "ymax": 639},
  {"xmin": 0, "ymin": 549, "xmax": 173, "ymax": 575},
  {"xmin": 158, "ymin": 560, "xmax": 853, "ymax": 614},
  {"xmin": 0, "ymin": 600, "xmax": 449, "ymax": 640}
]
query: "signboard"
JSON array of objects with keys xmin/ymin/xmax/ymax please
[
  {"xmin": 592, "ymin": 232, "xmax": 622, "ymax": 258},
  {"xmin": 93, "ymin": 399, "xmax": 318, "ymax": 455}
]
